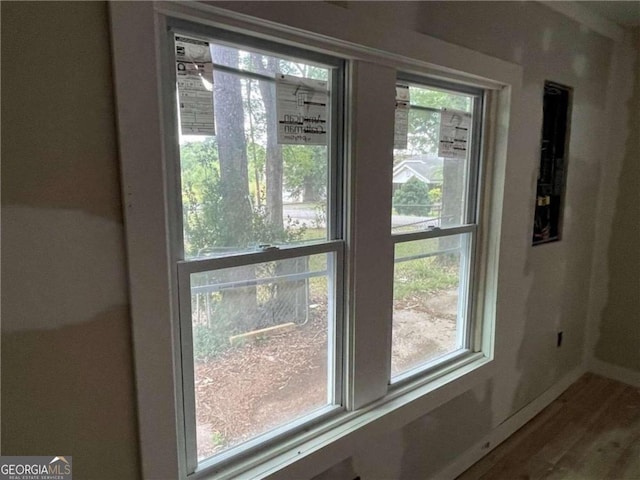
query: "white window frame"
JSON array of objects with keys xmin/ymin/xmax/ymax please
[
  {"xmin": 110, "ymin": 2, "xmax": 520, "ymax": 479},
  {"xmin": 164, "ymin": 23, "xmax": 348, "ymax": 473},
  {"xmin": 389, "ymin": 75, "xmax": 485, "ymax": 384}
]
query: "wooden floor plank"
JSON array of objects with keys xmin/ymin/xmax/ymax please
[
  {"xmin": 553, "ymin": 383, "xmax": 639, "ymax": 479},
  {"xmin": 457, "ymin": 401, "xmax": 567, "ymax": 480},
  {"xmin": 538, "ymin": 382, "xmax": 630, "ymax": 473},
  {"xmin": 458, "ymin": 374, "xmax": 640, "ymax": 480}
]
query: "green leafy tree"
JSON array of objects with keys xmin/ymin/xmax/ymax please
[
  {"xmin": 395, "ymin": 88, "xmax": 470, "ymax": 158},
  {"xmin": 211, "ymin": 46, "xmax": 258, "ymax": 332},
  {"xmin": 180, "ymin": 138, "xmax": 224, "ymax": 255},
  {"xmin": 396, "ymin": 87, "xmax": 471, "ymax": 242},
  {"xmin": 428, "ymin": 186, "xmax": 442, "ymax": 202},
  {"xmin": 283, "ymin": 145, "xmax": 327, "ymax": 202},
  {"xmin": 393, "ymin": 177, "xmax": 430, "ymax": 216},
  {"xmin": 181, "ymin": 141, "xmax": 304, "ymax": 258},
  {"xmin": 181, "ymin": 53, "xmax": 311, "ymax": 348},
  {"xmin": 427, "ymin": 185, "xmax": 442, "ymax": 216},
  {"xmin": 279, "ymin": 61, "xmax": 328, "ymax": 203}
]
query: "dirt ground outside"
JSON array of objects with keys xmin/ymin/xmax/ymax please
[{"xmin": 195, "ymin": 289, "xmax": 458, "ymax": 459}]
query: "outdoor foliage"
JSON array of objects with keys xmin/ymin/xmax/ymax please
[
  {"xmin": 394, "ymin": 257, "xmax": 459, "ymax": 300},
  {"xmin": 397, "ymin": 87, "xmax": 471, "ymax": 158},
  {"xmin": 181, "ymin": 47, "xmax": 472, "ymax": 362},
  {"xmin": 283, "ymin": 145, "xmax": 327, "ymax": 202},
  {"xmin": 393, "ymin": 177, "xmax": 431, "ymax": 216},
  {"xmin": 428, "ymin": 186, "xmax": 442, "ymax": 206},
  {"xmin": 181, "ymin": 139, "xmax": 306, "ymax": 257},
  {"xmin": 193, "ymin": 319, "xmax": 232, "ymax": 361},
  {"xmin": 394, "ymin": 86, "xmax": 473, "ymax": 230},
  {"xmin": 394, "ymin": 240, "xmax": 460, "ymax": 300}
]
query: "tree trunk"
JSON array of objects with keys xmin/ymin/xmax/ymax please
[
  {"xmin": 212, "ymin": 46, "xmax": 256, "ymax": 332},
  {"xmin": 439, "ymin": 158, "xmax": 463, "ymax": 258},
  {"xmin": 302, "ymin": 177, "xmax": 319, "ymax": 203},
  {"xmin": 252, "ymin": 54, "xmax": 284, "ymax": 230},
  {"xmin": 252, "ymin": 54, "xmax": 307, "ymax": 327},
  {"xmin": 213, "ymin": 47, "xmax": 253, "ymax": 243},
  {"xmin": 441, "ymin": 158, "xmax": 463, "ymax": 230}
]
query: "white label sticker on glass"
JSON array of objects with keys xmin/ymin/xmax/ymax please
[
  {"xmin": 176, "ymin": 36, "xmax": 215, "ymax": 136},
  {"xmin": 438, "ymin": 108, "xmax": 471, "ymax": 159},
  {"xmin": 276, "ymin": 74, "xmax": 328, "ymax": 145},
  {"xmin": 394, "ymin": 84, "xmax": 410, "ymax": 150}
]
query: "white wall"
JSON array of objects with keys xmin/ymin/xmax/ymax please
[
  {"xmin": 1, "ymin": 2, "xmax": 140, "ymax": 479},
  {"xmin": 586, "ymin": 27, "xmax": 640, "ymax": 385}
]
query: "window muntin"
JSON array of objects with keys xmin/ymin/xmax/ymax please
[
  {"xmin": 171, "ymin": 31, "xmax": 345, "ymax": 470},
  {"xmin": 391, "ymin": 78, "xmax": 482, "ymax": 382}
]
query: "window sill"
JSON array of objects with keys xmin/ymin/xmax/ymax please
[{"xmin": 197, "ymin": 352, "xmax": 493, "ymax": 480}]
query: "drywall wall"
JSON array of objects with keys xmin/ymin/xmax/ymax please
[
  {"xmin": 312, "ymin": 3, "xmax": 612, "ymax": 413},
  {"xmin": 1, "ymin": 2, "xmax": 140, "ymax": 478},
  {"xmin": 590, "ymin": 28, "xmax": 640, "ymax": 378}
]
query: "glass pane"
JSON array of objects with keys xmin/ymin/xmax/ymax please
[
  {"xmin": 391, "ymin": 234, "xmax": 471, "ymax": 378},
  {"xmin": 191, "ymin": 253, "xmax": 334, "ymax": 460},
  {"xmin": 207, "ymin": 43, "xmax": 329, "ymax": 81},
  {"xmin": 177, "ymin": 38, "xmax": 332, "ymax": 259},
  {"xmin": 408, "ymin": 85, "xmax": 471, "ymax": 111},
  {"xmin": 392, "ymin": 85, "xmax": 475, "ymax": 234}
]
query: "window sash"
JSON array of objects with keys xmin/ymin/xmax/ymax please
[
  {"xmin": 165, "ymin": 20, "xmax": 347, "ymax": 473},
  {"xmin": 391, "ymin": 224, "xmax": 477, "ymax": 242},
  {"xmin": 390, "ymin": 230, "xmax": 477, "ymax": 383},
  {"xmin": 389, "ymin": 74, "xmax": 485, "ymax": 383},
  {"xmin": 178, "ymin": 241, "xmax": 344, "ymax": 273},
  {"xmin": 394, "ymin": 75, "xmax": 485, "ymax": 231},
  {"xmin": 178, "ymin": 242, "xmax": 345, "ymax": 473},
  {"xmin": 167, "ymin": 18, "xmax": 346, "ymax": 245}
]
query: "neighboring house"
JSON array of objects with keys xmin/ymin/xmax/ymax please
[{"xmin": 392, "ymin": 155, "xmax": 443, "ymax": 193}]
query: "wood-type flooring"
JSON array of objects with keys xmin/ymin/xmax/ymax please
[{"xmin": 458, "ymin": 373, "xmax": 640, "ymax": 480}]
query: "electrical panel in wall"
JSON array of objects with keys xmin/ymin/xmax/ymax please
[{"xmin": 533, "ymin": 81, "xmax": 572, "ymax": 245}]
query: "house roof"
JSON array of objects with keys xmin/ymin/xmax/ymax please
[{"xmin": 393, "ymin": 155, "xmax": 443, "ymax": 183}]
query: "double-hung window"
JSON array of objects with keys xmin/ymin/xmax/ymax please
[
  {"xmin": 111, "ymin": 5, "xmax": 505, "ymax": 478},
  {"xmin": 168, "ymin": 23, "xmax": 345, "ymax": 471},
  {"xmin": 391, "ymin": 76, "xmax": 484, "ymax": 382}
]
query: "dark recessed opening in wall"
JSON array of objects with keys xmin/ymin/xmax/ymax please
[{"xmin": 533, "ymin": 81, "xmax": 572, "ymax": 246}]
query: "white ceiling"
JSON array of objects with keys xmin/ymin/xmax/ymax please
[{"xmin": 578, "ymin": 1, "xmax": 640, "ymax": 27}]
